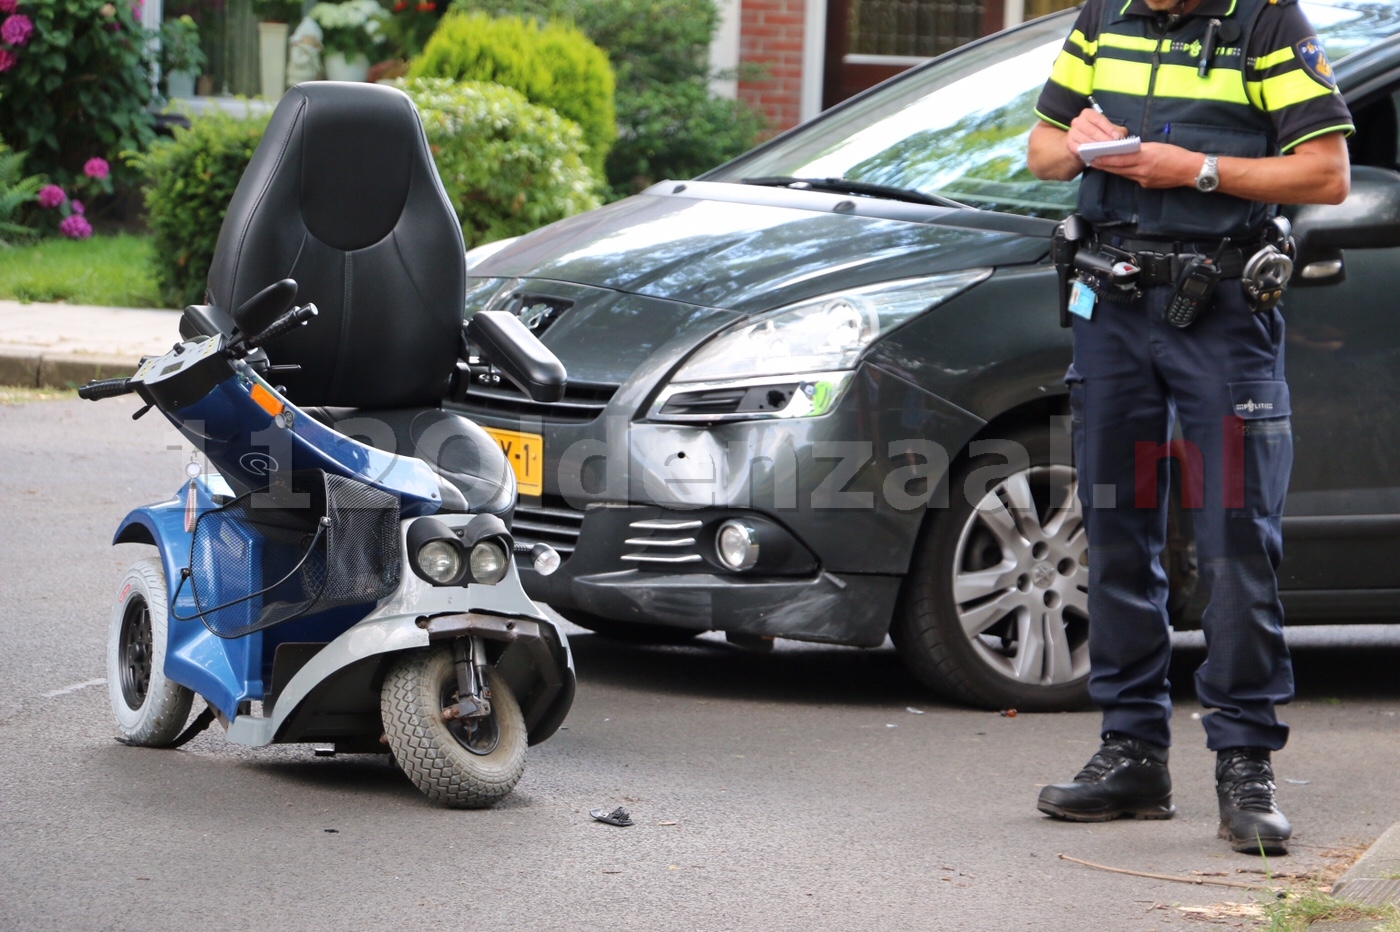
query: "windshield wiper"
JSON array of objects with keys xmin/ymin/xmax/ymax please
[{"xmin": 741, "ymin": 176, "xmax": 972, "ymax": 210}]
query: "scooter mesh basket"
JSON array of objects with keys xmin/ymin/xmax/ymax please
[{"xmin": 186, "ymin": 471, "xmax": 401, "ymax": 639}]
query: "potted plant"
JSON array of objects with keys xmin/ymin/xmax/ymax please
[
  {"xmin": 309, "ymin": 0, "xmax": 388, "ymax": 81},
  {"xmin": 159, "ymin": 15, "xmax": 206, "ymax": 99},
  {"xmin": 253, "ymin": 0, "xmax": 305, "ymax": 97}
]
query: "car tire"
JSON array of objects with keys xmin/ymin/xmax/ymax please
[
  {"xmin": 554, "ymin": 608, "xmax": 704, "ymax": 644},
  {"xmin": 893, "ymin": 422, "xmax": 1093, "ymax": 712},
  {"xmin": 381, "ymin": 646, "xmax": 526, "ymax": 808},
  {"xmin": 107, "ymin": 555, "xmax": 196, "ymax": 746}
]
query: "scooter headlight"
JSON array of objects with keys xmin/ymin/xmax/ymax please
[
  {"xmin": 416, "ymin": 540, "xmax": 463, "ymax": 584},
  {"xmin": 469, "ymin": 540, "xmax": 509, "ymax": 585}
]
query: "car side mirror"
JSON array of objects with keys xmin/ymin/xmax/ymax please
[
  {"xmin": 1288, "ymin": 166, "xmax": 1400, "ymax": 285},
  {"xmin": 466, "ymin": 310, "xmax": 567, "ymax": 403},
  {"xmin": 232, "ymin": 279, "xmax": 298, "ymax": 339}
]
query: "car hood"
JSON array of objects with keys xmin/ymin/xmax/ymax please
[{"xmin": 471, "ymin": 181, "xmax": 1053, "ymax": 315}]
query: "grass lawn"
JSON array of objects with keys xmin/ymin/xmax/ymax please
[{"xmin": 0, "ymin": 233, "xmax": 165, "ymax": 308}]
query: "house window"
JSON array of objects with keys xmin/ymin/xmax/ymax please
[{"xmin": 155, "ymin": 0, "xmax": 265, "ymax": 97}]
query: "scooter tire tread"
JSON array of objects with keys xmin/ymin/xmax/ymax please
[
  {"xmin": 108, "ymin": 555, "xmax": 195, "ymax": 747},
  {"xmin": 381, "ymin": 647, "xmax": 526, "ymax": 808}
]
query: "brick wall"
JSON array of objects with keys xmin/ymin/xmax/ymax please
[{"xmin": 738, "ymin": 0, "xmax": 806, "ymax": 134}]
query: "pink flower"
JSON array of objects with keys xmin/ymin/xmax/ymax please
[
  {"xmin": 0, "ymin": 0, "xmax": 16, "ymax": 15},
  {"xmin": 83, "ymin": 157, "xmax": 110, "ymax": 180},
  {"xmin": 59, "ymin": 214, "xmax": 94, "ymax": 240},
  {"xmin": 71, "ymin": 200, "xmax": 85, "ymax": 215},
  {"xmin": 1, "ymin": 13, "xmax": 32, "ymax": 46},
  {"xmin": 0, "ymin": 48, "xmax": 14, "ymax": 72},
  {"xmin": 37, "ymin": 184, "xmax": 66, "ymax": 209}
]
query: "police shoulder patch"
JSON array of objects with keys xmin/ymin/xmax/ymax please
[{"xmin": 1295, "ymin": 36, "xmax": 1335, "ymax": 88}]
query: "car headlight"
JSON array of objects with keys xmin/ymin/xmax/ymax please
[{"xmin": 649, "ymin": 269, "xmax": 991, "ymax": 422}]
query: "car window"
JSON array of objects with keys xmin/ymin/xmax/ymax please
[
  {"xmin": 1349, "ymin": 86, "xmax": 1400, "ymax": 172},
  {"xmin": 706, "ymin": 1, "xmax": 1400, "ymax": 221}
]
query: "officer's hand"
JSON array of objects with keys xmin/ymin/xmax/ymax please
[
  {"xmin": 1066, "ymin": 108, "xmax": 1125, "ymax": 161},
  {"xmin": 1091, "ymin": 143, "xmax": 1199, "ymax": 189}
]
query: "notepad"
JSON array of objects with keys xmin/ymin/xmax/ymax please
[{"xmin": 1078, "ymin": 136, "xmax": 1142, "ymax": 162}]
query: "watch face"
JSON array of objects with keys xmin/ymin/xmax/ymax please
[{"xmin": 1197, "ymin": 175, "xmax": 1219, "ymax": 192}]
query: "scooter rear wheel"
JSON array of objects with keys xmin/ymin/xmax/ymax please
[
  {"xmin": 107, "ymin": 556, "xmax": 195, "ymax": 746},
  {"xmin": 380, "ymin": 646, "xmax": 526, "ymax": 808}
]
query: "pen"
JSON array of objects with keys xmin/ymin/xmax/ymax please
[{"xmin": 1088, "ymin": 95, "xmax": 1105, "ymax": 114}]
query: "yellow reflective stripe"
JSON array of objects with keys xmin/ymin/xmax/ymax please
[
  {"xmin": 1034, "ymin": 108, "xmax": 1072, "ymax": 131},
  {"xmin": 1094, "ymin": 58, "xmax": 1250, "ymax": 104},
  {"xmin": 1261, "ymin": 68, "xmax": 1335, "ymax": 110},
  {"xmin": 1281, "ymin": 123, "xmax": 1355, "ymax": 152},
  {"xmin": 1246, "ymin": 80, "xmax": 1264, "ymax": 109},
  {"xmin": 1093, "ymin": 57, "xmax": 1153, "ymax": 96},
  {"xmin": 1254, "ymin": 47, "xmax": 1295, "ymax": 71},
  {"xmin": 1067, "ymin": 29, "xmax": 1097, "ymax": 57},
  {"xmin": 1152, "ymin": 63, "xmax": 1250, "ymax": 104},
  {"xmin": 1051, "ymin": 49, "xmax": 1096, "ymax": 96},
  {"xmin": 1098, "ymin": 33, "xmax": 1160, "ymax": 53}
]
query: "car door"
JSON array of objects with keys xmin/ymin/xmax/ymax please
[{"xmin": 1278, "ymin": 78, "xmax": 1400, "ymax": 599}]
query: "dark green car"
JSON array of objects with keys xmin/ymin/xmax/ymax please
[{"xmin": 453, "ymin": 0, "xmax": 1400, "ymax": 712}]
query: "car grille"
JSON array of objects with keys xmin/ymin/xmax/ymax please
[
  {"xmin": 621, "ymin": 517, "xmax": 704, "ymax": 566},
  {"xmin": 512, "ymin": 496, "xmax": 585, "ymax": 559},
  {"xmin": 457, "ymin": 379, "xmax": 619, "ymax": 424}
]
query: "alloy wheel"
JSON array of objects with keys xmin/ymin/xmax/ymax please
[{"xmin": 950, "ymin": 464, "xmax": 1090, "ymax": 687}]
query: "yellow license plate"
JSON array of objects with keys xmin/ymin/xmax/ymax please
[{"xmin": 483, "ymin": 426, "xmax": 543, "ymax": 497}]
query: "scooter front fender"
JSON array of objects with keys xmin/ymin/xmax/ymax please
[{"xmin": 113, "ymin": 486, "xmax": 265, "ymax": 720}]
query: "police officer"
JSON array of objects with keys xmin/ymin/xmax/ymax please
[{"xmin": 1026, "ymin": 0, "xmax": 1353, "ymax": 854}]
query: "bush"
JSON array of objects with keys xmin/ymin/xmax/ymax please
[
  {"xmin": 398, "ymin": 78, "xmax": 600, "ymax": 246},
  {"xmin": 0, "ymin": 0, "xmax": 157, "ymax": 189},
  {"xmin": 608, "ymin": 81, "xmax": 768, "ymax": 194},
  {"xmin": 0, "ymin": 141, "xmax": 42, "ymax": 245},
  {"xmin": 408, "ymin": 12, "xmax": 614, "ymax": 176},
  {"xmin": 450, "ymin": 0, "xmax": 765, "ymax": 196},
  {"xmin": 137, "ymin": 83, "xmax": 598, "ymax": 305},
  {"xmin": 133, "ymin": 110, "xmax": 271, "ymax": 308}
]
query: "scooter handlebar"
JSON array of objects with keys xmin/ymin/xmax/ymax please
[
  {"xmin": 77, "ymin": 377, "xmax": 134, "ymax": 401},
  {"xmin": 243, "ymin": 303, "xmax": 318, "ymax": 351}
]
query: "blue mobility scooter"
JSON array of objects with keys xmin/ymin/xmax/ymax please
[{"xmin": 80, "ymin": 83, "xmax": 575, "ymax": 807}]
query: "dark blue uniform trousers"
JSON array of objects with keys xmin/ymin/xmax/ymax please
[{"xmin": 1067, "ymin": 279, "xmax": 1294, "ymax": 751}]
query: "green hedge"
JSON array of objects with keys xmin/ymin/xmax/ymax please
[
  {"xmin": 449, "ymin": 0, "xmax": 765, "ymax": 197},
  {"xmin": 132, "ymin": 110, "xmax": 271, "ymax": 308},
  {"xmin": 137, "ymin": 83, "xmax": 599, "ymax": 307},
  {"xmin": 398, "ymin": 78, "xmax": 600, "ymax": 247},
  {"xmin": 408, "ymin": 13, "xmax": 615, "ymax": 178}
]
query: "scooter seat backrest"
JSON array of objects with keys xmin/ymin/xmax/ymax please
[{"xmin": 205, "ymin": 82, "xmax": 465, "ymax": 409}]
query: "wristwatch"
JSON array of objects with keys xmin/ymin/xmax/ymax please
[{"xmin": 1195, "ymin": 154, "xmax": 1220, "ymax": 193}]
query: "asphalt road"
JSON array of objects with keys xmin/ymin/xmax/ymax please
[{"xmin": 3, "ymin": 396, "xmax": 1399, "ymax": 931}]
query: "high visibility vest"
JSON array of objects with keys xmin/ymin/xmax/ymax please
[{"xmin": 1068, "ymin": 0, "xmax": 1278, "ymax": 239}]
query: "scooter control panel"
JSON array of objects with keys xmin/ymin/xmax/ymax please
[{"xmin": 133, "ymin": 335, "xmax": 236, "ymax": 412}]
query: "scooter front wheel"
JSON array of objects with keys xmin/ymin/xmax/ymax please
[
  {"xmin": 380, "ymin": 646, "xmax": 526, "ymax": 808},
  {"xmin": 107, "ymin": 556, "xmax": 195, "ymax": 746}
]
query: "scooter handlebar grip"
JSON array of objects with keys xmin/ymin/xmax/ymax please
[
  {"xmin": 244, "ymin": 303, "xmax": 318, "ymax": 349},
  {"xmin": 77, "ymin": 377, "xmax": 134, "ymax": 401}
]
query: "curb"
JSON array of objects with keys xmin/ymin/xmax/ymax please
[
  {"xmin": 0, "ymin": 350, "xmax": 138, "ymax": 390},
  {"xmin": 1332, "ymin": 823, "xmax": 1400, "ymax": 906}
]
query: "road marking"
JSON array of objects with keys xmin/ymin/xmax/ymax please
[{"xmin": 42, "ymin": 678, "xmax": 106, "ymax": 698}]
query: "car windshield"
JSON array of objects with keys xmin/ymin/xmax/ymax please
[{"xmin": 706, "ymin": 0, "xmax": 1400, "ymax": 219}]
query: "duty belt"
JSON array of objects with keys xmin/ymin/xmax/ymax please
[{"xmin": 1110, "ymin": 236, "xmax": 1261, "ymax": 286}]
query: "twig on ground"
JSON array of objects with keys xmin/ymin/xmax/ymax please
[{"xmin": 1057, "ymin": 853, "xmax": 1277, "ymax": 891}]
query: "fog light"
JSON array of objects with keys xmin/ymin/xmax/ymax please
[
  {"xmin": 716, "ymin": 520, "xmax": 760, "ymax": 571},
  {"xmin": 470, "ymin": 540, "xmax": 509, "ymax": 584},
  {"xmin": 416, "ymin": 540, "xmax": 463, "ymax": 584}
]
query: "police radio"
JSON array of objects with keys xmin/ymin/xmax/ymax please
[{"xmin": 1166, "ymin": 240, "xmax": 1227, "ymax": 328}]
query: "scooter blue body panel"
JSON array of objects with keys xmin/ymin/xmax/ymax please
[
  {"xmin": 160, "ymin": 363, "xmax": 443, "ymax": 516},
  {"xmin": 114, "ymin": 477, "xmax": 262, "ymax": 719}
]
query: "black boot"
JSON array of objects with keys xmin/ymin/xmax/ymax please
[
  {"xmin": 1037, "ymin": 734, "xmax": 1175, "ymax": 822},
  {"xmin": 1216, "ymin": 748, "xmax": 1292, "ymax": 855}
]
